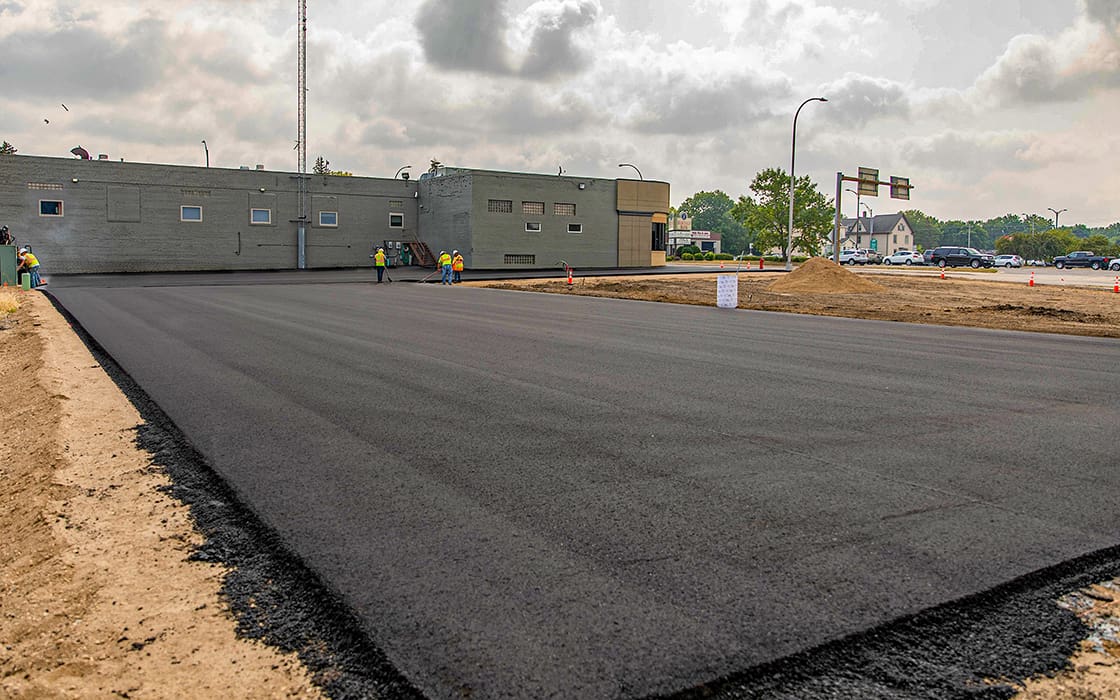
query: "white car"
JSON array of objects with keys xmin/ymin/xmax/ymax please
[
  {"xmin": 883, "ymin": 250, "xmax": 924, "ymax": 266},
  {"xmin": 993, "ymin": 254, "xmax": 1023, "ymax": 268},
  {"xmin": 838, "ymin": 249, "xmax": 869, "ymax": 265}
]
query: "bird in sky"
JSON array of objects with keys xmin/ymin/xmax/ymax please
[
  {"xmin": 43, "ymin": 118, "xmax": 50, "ymax": 124},
  {"xmin": 61, "ymin": 103, "xmax": 69, "ymax": 112}
]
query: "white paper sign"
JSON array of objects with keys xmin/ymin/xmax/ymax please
[{"xmin": 716, "ymin": 274, "xmax": 738, "ymax": 309}]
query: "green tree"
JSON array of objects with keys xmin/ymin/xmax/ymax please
[
  {"xmin": 1082, "ymin": 233, "xmax": 1118, "ymax": 256},
  {"xmin": 900, "ymin": 209, "xmax": 942, "ymax": 250},
  {"xmin": 733, "ymin": 168, "xmax": 833, "ymax": 258},
  {"xmin": 0, "ymin": 141, "xmax": 16, "ymax": 155},
  {"xmin": 677, "ymin": 190, "xmax": 749, "ymax": 254}
]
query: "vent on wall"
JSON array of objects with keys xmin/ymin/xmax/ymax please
[
  {"xmin": 28, "ymin": 183, "xmax": 64, "ymax": 190},
  {"xmin": 504, "ymin": 254, "xmax": 536, "ymax": 265}
]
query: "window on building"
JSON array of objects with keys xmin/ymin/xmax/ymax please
[
  {"xmin": 180, "ymin": 205, "xmax": 202, "ymax": 222},
  {"xmin": 554, "ymin": 202, "xmax": 576, "ymax": 216},
  {"xmin": 389, "ymin": 213, "xmax": 404, "ymax": 228},
  {"xmin": 488, "ymin": 199, "xmax": 513, "ymax": 213},
  {"xmin": 319, "ymin": 211, "xmax": 338, "ymax": 227},
  {"xmin": 504, "ymin": 254, "xmax": 536, "ymax": 265},
  {"xmin": 525, "ymin": 222, "xmax": 542, "ymax": 232},
  {"xmin": 522, "ymin": 201, "xmax": 545, "ymax": 215},
  {"xmin": 568, "ymin": 223, "xmax": 583, "ymax": 234},
  {"xmin": 651, "ymin": 222, "xmax": 666, "ymax": 251},
  {"xmin": 389, "ymin": 200, "xmax": 403, "ymax": 208},
  {"xmin": 893, "ymin": 234, "xmax": 898, "ymax": 244},
  {"xmin": 250, "ymin": 208, "xmax": 272, "ymax": 225},
  {"xmin": 39, "ymin": 200, "xmax": 64, "ymax": 217}
]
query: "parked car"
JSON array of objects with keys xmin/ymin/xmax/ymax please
[
  {"xmin": 1027, "ymin": 259, "xmax": 1049, "ymax": 267},
  {"xmin": 1053, "ymin": 251, "xmax": 1112, "ymax": 270},
  {"xmin": 992, "ymin": 254, "xmax": 1023, "ymax": 268},
  {"xmin": 922, "ymin": 249, "xmax": 935, "ymax": 265},
  {"xmin": 929, "ymin": 246, "xmax": 996, "ymax": 268},
  {"xmin": 1111, "ymin": 259, "xmax": 1120, "ymax": 271},
  {"xmin": 884, "ymin": 250, "xmax": 924, "ymax": 265},
  {"xmin": 864, "ymin": 249, "xmax": 883, "ymax": 264},
  {"xmin": 838, "ymin": 249, "xmax": 869, "ymax": 265}
]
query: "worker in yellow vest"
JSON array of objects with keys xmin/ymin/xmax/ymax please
[
  {"xmin": 438, "ymin": 250, "xmax": 453, "ymax": 285},
  {"xmin": 451, "ymin": 250, "xmax": 464, "ymax": 283},
  {"xmin": 373, "ymin": 247, "xmax": 387, "ymax": 283},
  {"xmin": 17, "ymin": 248, "xmax": 43, "ymax": 288}
]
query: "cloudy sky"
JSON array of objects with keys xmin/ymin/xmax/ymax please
[{"xmin": 2, "ymin": 0, "xmax": 1119, "ymax": 225}]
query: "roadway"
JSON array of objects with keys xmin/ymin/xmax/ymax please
[{"xmin": 48, "ymin": 278, "xmax": 1120, "ymax": 698}]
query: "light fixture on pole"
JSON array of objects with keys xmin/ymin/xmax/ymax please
[
  {"xmin": 1047, "ymin": 207, "xmax": 1067, "ymax": 228},
  {"xmin": 201, "ymin": 140, "xmax": 209, "ymax": 168},
  {"xmin": 395, "ymin": 165, "xmax": 412, "ymax": 179},
  {"xmin": 845, "ymin": 187, "xmax": 862, "ymax": 249},
  {"xmin": 787, "ymin": 97, "xmax": 828, "ymax": 271},
  {"xmin": 618, "ymin": 163, "xmax": 643, "ymax": 180},
  {"xmin": 859, "ymin": 202, "xmax": 873, "ymax": 250}
]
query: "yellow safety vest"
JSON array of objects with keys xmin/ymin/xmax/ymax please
[
  {"xmin": 23, "ymin": 253, "xmax": 39, "ymax": 267},
  {"xmin": 439, "ymin": 253, "xmax": 452, "ymax": 266},
  {"xmin": 374, "ymin": 251, "xmax": 386, "ymax": 267},
  {"xmin": 452, "ymin": 255, "xmax": 464, "ymax": 272}
]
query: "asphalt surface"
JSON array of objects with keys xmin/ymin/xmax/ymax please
[{"xmin": 48, "ymin": 278, "xmax": 1120, "ymax": 698}]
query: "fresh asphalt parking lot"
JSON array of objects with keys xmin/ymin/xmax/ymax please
[{"xmin": 48, "ymin": 275, "xmax": 1120, "ymax": 698}]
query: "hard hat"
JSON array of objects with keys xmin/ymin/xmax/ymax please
[
  {"xmin": 378, "ymin": 247, "xmax": 384, "ymax": 251},
  {"xmin": 18, "ymin": 247, "xmax": 27, "ymax": 253},
  {"xmin": 453, "ymin": 250, "xmax": 459, "ymax": 254}
]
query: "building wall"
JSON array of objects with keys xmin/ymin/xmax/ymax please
[
  {"xmin": 0, "ymin": 155, "xmax": 418, "ymax": 273},
  {"xmin": 420, "ymin": 169, "xmax": 620, "ymax": 269},
  {"xmin": 616, "ymin": 179, "xmax": 670, "ymax": 266}
]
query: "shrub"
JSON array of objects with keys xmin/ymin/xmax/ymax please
[
  {"xmin": 704, "ymin": 251, "xmax": 716, "ymax": 261},
  {"xmin": 715, "ymin": 253, "xmax": 734, "ymax": 260},
  {"xmin": 678, "ymin": 245, "xmax": 701, "ymax": 256},
  {"xmin": 681, "ymin": 252, "xmax": 694, "ymax": 260}
]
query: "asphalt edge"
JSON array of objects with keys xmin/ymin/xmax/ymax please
[
  {"xmin": 650, "ymin": 542, "xmax": 1120, "ymax": 699},
  {"xmin": 43, "ymin": 290, "xmax": 426, "ymax": 700}
]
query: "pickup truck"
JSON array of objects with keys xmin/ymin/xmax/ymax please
[{"xmin": 1053, "ymin": 251, "xmax": 1112, "ymax": 270}]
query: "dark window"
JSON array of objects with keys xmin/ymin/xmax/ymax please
[
  {"xmin": 389, "ymin": 213, "xmax": 404, "ymax": 228},
  {"xmin": 651, "ymin": 222, "xmax": 666, "ymax": 250},
  {"xmin": 39, "ymin": 200, "xmax": 64, "ymax": 217}
]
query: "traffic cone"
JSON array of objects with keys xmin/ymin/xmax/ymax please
[
  {"xmin": 939, "ymin": 267, "xmax": 945, "ymax": 280},
  {"xmin": 567, "ymin": 267, "xmax": 573, "ymax": 285},
  {"xmin": 720, "ymin": 260, "xmax": 724, "ymax": 269},
  {"xmin": 1114, "ymin": 276, "xmax": 1118, "ymax": 293},
  {"xmin": 1029, "ymin": 271, "xmax": 1034, "ymax": 287}
]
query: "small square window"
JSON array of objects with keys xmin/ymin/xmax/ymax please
[
  {"xmin": 319, "ymin": 211, "xmax": 338, "ymax": 227},
  {"xmin": 525, "ymin": 222, "xmax": 542, "ymax": 232},
  {"xmin": 568, "ymin": 223, "xmax": 583, "ymax": 234},
  {"xmin": 554, "ymin": 203, "xmax": 576, "ymax": 216},
  {"xmin": 250, "ymin": 208, "xmax": 272, "ymax": 225},
  {"xmin": 39, "ymin": 200, "xmax": 64, "ymax": 217},
  {"xmin": 488, "ymin": 199, "xmax": 513, "ymax": 213},
  {"xmin": 522, "ymin": 201, "xmax": 545, "ymax": 215},
  {"xmin": 389, "ymin": 213, "xmax": 404, "ymax": 228},
  {"xmin": 180, "ymin": 205, "xmax": 202, "ymax": 222}
]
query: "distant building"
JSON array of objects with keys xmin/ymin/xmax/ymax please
[
  {"xmin": 0, "ymin": 156, "xmax": 670, "ymax": 273},
  {"xmin": 838, "ymin": 213, "xmax": 916, "ymax": 254}
]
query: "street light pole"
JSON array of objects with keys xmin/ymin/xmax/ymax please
[
  {"xmin": 618, "ymin": 163, "xmax": 643, "ymax": 180},
  {"xmin": 787, "ymin": 97, "xmax": 828, "ymax": 271},
  {"xmin": 394, "ymin": 165, "xmax": 412, "ymax": 179},
  {"xmin": 845, "ymin": 187, "xmax": 861, "ymax": 248},
  {"xmin": 201, "ymin": 140, "xmax": 209, "ymax": 168},
  {"xmin": 1047, "ymin": 207, "xmax": 1067, "ymax": 228}
]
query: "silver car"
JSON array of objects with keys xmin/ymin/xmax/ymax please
[
  {"xmin": 993, "ymin": 254, "xmax": 1023, "ymax": 268},
  {"xmin": 884, "ymin": 250, "xmax": 924, "ymax": 265}
]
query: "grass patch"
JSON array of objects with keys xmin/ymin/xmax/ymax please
[{"xmin": 0, "ymin": 289, "xmax": 20, "ymax": 316}]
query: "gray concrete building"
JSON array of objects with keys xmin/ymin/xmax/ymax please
[{"xmin": 0, "ymin": 155, "xmax": 669, "ymax": 274}]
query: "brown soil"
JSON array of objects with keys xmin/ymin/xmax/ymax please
[
  {"xmin": 474, "ymin": 268, "xmax": 1120, "ymax": 338},
  {"xmin": 0, "ymin": 292, "xmax": 320, "ymax": 698}
]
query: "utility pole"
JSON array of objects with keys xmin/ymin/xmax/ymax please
[{"xmin": 296, "ymin": 0, "xmax": 308, "ymax": 269}]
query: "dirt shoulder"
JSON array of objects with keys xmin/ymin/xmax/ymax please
[
  {"xmin": 0, "ymin": 291, "xmax": 321, "ymax": 698},
  {"xmin": 471, "ymin": 270, "xmax": 1120, "ymax": 338}
]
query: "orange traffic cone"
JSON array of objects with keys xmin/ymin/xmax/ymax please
[
  {"xmin": 939, "ymin": 267, "xmax": 945, "ymax": 280},
  {"xmin": 1114, "ymin": 276, "xmax": 1119, "ymax": 293},
  {"xmin": 1029, "ymin": 271, "xmax": 1035, "ymax": 287},
  {"xmin": 720, "ymin": 260, "xmax": 724, "ymax": 269},
  {"xmin": 567, "ymin": 267, "xmax": 573, "ymax": 285}
]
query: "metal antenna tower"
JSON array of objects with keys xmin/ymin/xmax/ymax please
[{"xmin": 296, "ymin": 0, "xmax": 308, "ymax": 268}]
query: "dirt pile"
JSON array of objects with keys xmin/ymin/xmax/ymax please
[{"xmin": 767, "ymin": 257, "xmax": 885, "ymax": 294}]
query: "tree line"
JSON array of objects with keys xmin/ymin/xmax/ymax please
[{"xmin": 677, "ymin": 172, "xmax": 1120, "ymax": 258}]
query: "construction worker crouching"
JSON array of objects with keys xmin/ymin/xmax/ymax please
[
  {"xmin": 438, "ymin": 250, "xmax": 453, "ymax": 285},
  {"xmin": 452, "ymin": 250, "xmax": 464, "ymax": 283},
  {"xmin": 373, "ymin": 246, "xmax": 387, "ymax": 283}
]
